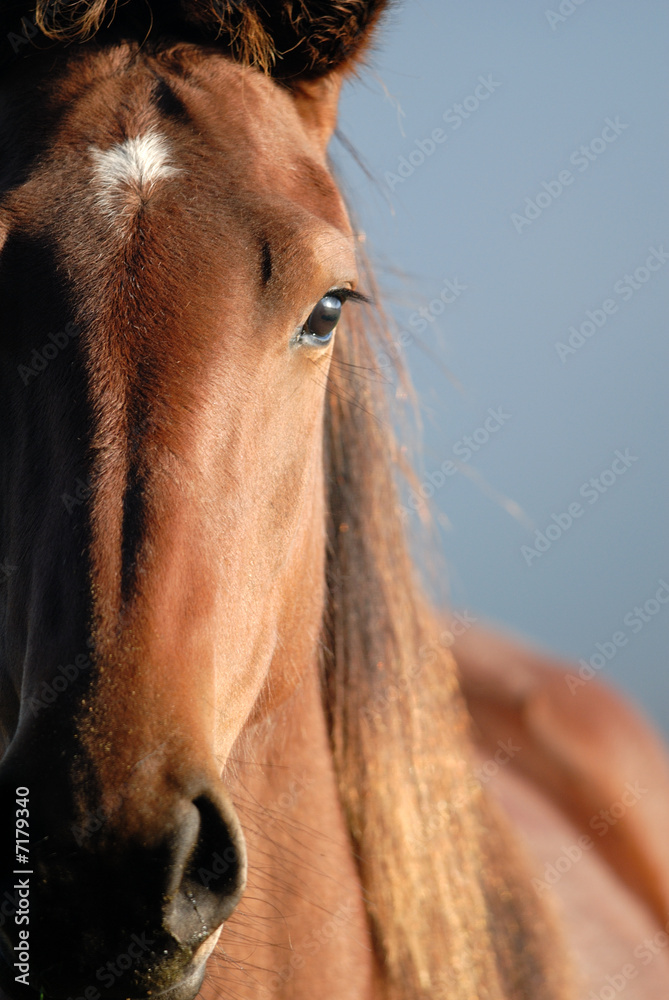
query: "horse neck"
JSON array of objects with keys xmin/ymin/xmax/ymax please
[{"xmin": 207, "ymin": 657, "xmax": 380, "ymax": 1000}]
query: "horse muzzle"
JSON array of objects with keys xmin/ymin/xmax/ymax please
[{"xmin": 0, "ymin": 758, "xmax": 247, "ymax": 1000}]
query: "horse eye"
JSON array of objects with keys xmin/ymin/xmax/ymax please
[{"xmin": 302, "ymin": 294, "xmax": 342, "ymax": 344}]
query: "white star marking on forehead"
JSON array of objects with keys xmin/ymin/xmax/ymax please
[{"xmin": 90, "ymin": 132, "xmax": 179, "ymax": 215}]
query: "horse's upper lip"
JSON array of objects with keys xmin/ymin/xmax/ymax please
[{"xmin": 129, "ymin": 963, "xmax": 207, "ymax": 1000}]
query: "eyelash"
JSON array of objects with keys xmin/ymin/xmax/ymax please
[{"xmin": 334, "ymin": 288, "xmax": 372, "ymax": 306}]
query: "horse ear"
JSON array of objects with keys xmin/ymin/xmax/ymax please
[
  {"xmin": 250, "ymin": 1, "xmax": 392, "ymax": 146},
  {"xmin": 183, "ymin": 1, "xmax": 392, "ymax": 146},
  {"xmin": 291, "ymin": 75, "xmax": 345, "ymax": 148}
]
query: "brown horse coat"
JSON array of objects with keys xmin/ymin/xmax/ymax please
[
  {"xmin": 0, "ymin": 4, "xmax": 668, "ymax": 1000},
  {"xmin": 456, "ymin": 627, "xmax": 669, "ymax": 997}
]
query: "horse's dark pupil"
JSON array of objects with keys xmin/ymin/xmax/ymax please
[{"xmin": 308, "ymin": 295, "xmax": 341, "ymax": 337}]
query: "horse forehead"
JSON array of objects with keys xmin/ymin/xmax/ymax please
[
  {"xmin": 174, "ymin": 58, "xmax": 348, "ymax": 225},
  {"xmin": 68, "ymin": 51, "xmax": 347, "ymax": 232}
]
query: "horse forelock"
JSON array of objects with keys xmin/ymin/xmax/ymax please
[{"xmin": 2, "ymin": 0, "xmax": 391, "ymax": 79}]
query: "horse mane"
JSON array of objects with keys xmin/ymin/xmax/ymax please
[
  {"xmin": 323, "ymin": 273, "xmax": 573, "ymax": 998},
  {"xmin": 0, "ymin": 3, "xmax": 574, "ymax": 996}
]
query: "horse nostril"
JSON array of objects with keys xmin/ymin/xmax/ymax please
[{"xmin": 164, "ymin": 792, "xmax": 247, "ymax": 947}]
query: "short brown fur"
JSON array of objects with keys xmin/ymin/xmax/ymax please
[{"xmin": 1, "ymin": 5, "xmax": 668, "ymax": 1000}]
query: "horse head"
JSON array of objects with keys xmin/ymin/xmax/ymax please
[{"xmin": 0, "ymin": 4, "xmax": 387, "ymax": 997}]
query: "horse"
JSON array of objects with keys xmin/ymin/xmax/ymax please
[{"xmin": 1, "ymin": 3, "xmax": 668, "ymax": 999}]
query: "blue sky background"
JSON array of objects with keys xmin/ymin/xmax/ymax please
[{"xmin": 333, "ymin": 1, "xmax": 669, "ymax": 736}]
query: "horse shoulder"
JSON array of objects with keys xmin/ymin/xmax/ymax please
[{"xmin": 453, "ymin": 626, "xmax": 669, "ymax": 997}]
